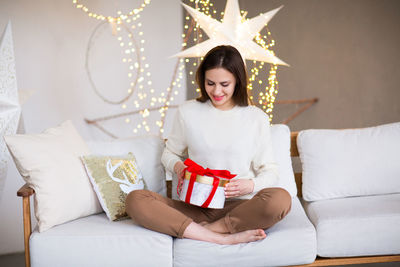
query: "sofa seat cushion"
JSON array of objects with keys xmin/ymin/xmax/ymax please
[
  {"xmin": 173, "ymin": 197, "xmax": 316, "ymax": 267},
  {"xmin": 303, "ymin": 193, "xmax": 400, "ymax": 257},
  {"xmin": 30, "ymin": 213, "xmax": 173, "ymax": 267}
]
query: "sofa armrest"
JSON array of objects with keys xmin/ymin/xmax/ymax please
[
  {"xmin": 17, "ymin": 183, "xmax": 34, "ymax": 267},
  {"xmin": 17, "ymin": 184, "xmax": 35, "ymax": 197}
]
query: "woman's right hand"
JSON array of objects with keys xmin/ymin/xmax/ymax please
[
  {"xmin": 174, "ymin": 161, "xmax": 186, "ymax": 182},
  {"xmin": 174, "ymin": 161, "xmax": 186, "ymax": 196}
]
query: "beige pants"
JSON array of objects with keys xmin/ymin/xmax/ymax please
[{"xmin": 125, "ymin": 187, "xmax": 291, "ymax": 238}]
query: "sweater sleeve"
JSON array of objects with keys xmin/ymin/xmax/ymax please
[
  {"xmin": 161, "ymin": 108, "xmax": 188, "ymax": 173},
  {"xmin": 250, "ymin": 115, "xmax": 279, "ymax": 192}
]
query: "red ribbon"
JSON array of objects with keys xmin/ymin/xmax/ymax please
[{"xmin": 180, "ymin": 159, "xmax": 236, "ymax": 208}]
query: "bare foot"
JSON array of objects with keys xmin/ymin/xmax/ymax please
[
  {"xmin": 221, "ymin": 229, "xmax": 266, "ymax": 245},
  {"xmin": 182, "ymin": 222, "xmax": 266, "ymax": 245}
]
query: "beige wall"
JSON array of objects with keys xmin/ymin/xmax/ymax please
[{"xmin": 185, "ymin": 0, "xmax": 400, "ymax": 131}]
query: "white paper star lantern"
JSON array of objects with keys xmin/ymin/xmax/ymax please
[
  {"xmin": 0, "ymin": 21, "xmax": 21, "ymax": 201},
  {"xmin": 174, "ymin": 0, "xmax": 289, "ymax": 66}
]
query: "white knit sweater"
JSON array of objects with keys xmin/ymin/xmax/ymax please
[{"xmin": 161, "ymin": 99, "xmax": 279, "ymax": 199}]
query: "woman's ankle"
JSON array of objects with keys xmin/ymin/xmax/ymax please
[{"xmin": 204, "ymin": 219, "xmax": 230, "ymax": 234}]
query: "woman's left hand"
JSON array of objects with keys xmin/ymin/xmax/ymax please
[{"xmin": 224, "ymin": 179, "xmax": 254, "ymax": 198}]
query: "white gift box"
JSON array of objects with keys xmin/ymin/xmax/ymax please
[{"xmin": 179, "ymin": 170, "xmax": 230, "ymax": 209}]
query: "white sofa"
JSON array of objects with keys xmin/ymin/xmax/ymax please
[{"xmin": 9, "ymin": 121, "xmax": 400, "ymax": 267}]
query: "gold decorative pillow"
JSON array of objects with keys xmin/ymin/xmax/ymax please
[{"xmin": 81, "ymin": 153, "xmax": 146, "ymax": 221}]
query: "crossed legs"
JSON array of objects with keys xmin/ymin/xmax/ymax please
[
  {"xmin": 125, "ymin": 187, "xmax": 291, "ymax": 245},
  {"xmin": 203, "ymin": 187, "xmax": 292, "ymax": 234}
]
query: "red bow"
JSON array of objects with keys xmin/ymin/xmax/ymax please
[
  {"xmin": 178, "ymin": 159, "xmax": 236, "ymax": 208},
  {"xmin": 184, "ymin": 159, "xmax": 237, "ymax": 180}
]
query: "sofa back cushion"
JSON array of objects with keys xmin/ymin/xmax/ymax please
[
  {"xmin": 298, "ymin": 122, "xmax": 400, "ymax": 201},
  {"xmin": 86, "ymin": 135, "xmax": 166, "ymax": 196}
]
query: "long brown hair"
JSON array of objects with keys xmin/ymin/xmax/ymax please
[{"xmin": 195, "ymin": 45, "xmax": 249, "ymax": 106}]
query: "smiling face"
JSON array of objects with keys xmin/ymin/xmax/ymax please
[{"xmin": 205, "ymin": 67, "xmax": 236, "ymax": 110}]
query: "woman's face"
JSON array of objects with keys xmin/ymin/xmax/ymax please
[{"xmin": 204, "ymin": 67, "xmax": 236, "ymax": 110}]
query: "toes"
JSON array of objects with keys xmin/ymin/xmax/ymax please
[
  {"xmin": 256, "ymin": 229, "xmax": 267, "ymax": 239},
  {"xmin": 256, "ymin": 229, "xmax": 266, "ymax": 236},
  {"xmin": 253, "ymin": 234, "xmax": 265, "ymax": 242}
]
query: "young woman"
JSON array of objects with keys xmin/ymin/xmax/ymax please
[{"xmin": 126, "ymin": 45, "xmax": 291, "ymax": 245}]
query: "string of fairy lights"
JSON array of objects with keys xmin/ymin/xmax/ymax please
[
  {"xmin": 72, "ymin": 0, "xmax": 151, "ymax": 22},
  {"xmin": 75, "ymin": 0, "xmax": 186, "ymax": 136},
  {"xmin": 85, "ymin": 21, "xmax": 141, "ymax": 105},
  {"xmin": 74, "ymin": 0, "xmax": 281, "ymax": 137}
]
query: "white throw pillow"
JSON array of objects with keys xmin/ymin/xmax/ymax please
[
  {"xmin": 4, "ymin": 120, "xmax": 102, "ymax": 232},
  {"xmin": 86, "ymin": 135, "xmax": 166, "ymax": 196},
  {"xmin": 270, "ymin": 124, "xmax": 297, "ymax": 197},
  {"xmin": 298, "ymin": 122, "xmax": 400, "ymax": 201}
]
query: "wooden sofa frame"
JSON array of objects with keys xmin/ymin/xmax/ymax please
[{"xmin": 17, "ymin": 131, "xmax": 400, "ymax": 267}]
